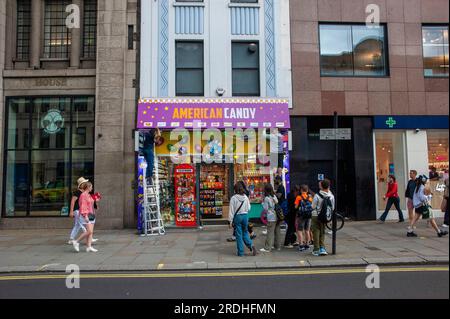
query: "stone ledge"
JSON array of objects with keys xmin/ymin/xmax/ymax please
[
  {"xmin": 362, "ymin": 257, "xmax": 427, "ymax": 265},
  {"xmin": 3, "ymin": 69, "xmax": 96, "ymax": 78}
]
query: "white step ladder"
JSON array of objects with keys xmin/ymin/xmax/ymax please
[{"xmin": 141, "ymin": 152, "xmax": 165, "ymax": 236}]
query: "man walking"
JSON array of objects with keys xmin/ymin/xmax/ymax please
[{"xmin": 405, "ymin": 170, "xmax": 418, "ymax": 221}]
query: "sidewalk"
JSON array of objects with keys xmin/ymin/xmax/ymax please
[{"xmin": 0, "ymin": 220, "xmax": 448, "ymax": 273}]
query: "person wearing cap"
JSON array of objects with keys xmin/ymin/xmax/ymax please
[
  {"xmin": 407, "ymin": 175, "xmax": 448, "ymax": 238},
  {"xmin": 68, "ymin": 177, "xmax": 98, "ymax": 245}
]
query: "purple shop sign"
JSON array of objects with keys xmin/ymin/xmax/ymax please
[{"xmin": 136, "ymin": 98, "xmax": 291, "ymax": 129}]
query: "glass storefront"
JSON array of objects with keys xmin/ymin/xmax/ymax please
[
  {"xmin": 374, "ymin": 131, "xmax": 407, "ymax": 211},
  {"xmin": 427, "ymin": 130, "xmax": 449, "ymax": 209},
  {"xmin": 3, "ymin": 96, "xmax": 95, "ymax": 217},
  {"xmin": 374, "ymin": 129, "xmax": 449, "ymax": 215}
]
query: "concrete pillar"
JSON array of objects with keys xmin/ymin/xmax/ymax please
[
  {"xmin": 30, "ymin": 0, "xmax": 42, "ymax": 69},
  {"xmin": 70, "ymin": 0, "xmax": 81, "ymax": 68},
  {"xmin": 4, "ymin": 0, "xmax": 15, "ymax": 69},
  {"xmin": 406, "ymin": 130, "xmax": 429, "ymax": 177}
]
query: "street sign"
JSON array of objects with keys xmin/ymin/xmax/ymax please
[
  {"xmin": 318, "ymin": 174, "xmax": 325, "ymax": 181},
  {"xmin": 320, "ymin": 128, "xmax": 352, "ymax": 140}
]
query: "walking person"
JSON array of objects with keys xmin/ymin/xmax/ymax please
[
  {"xmin": 283, "ymin": 185, "xmax": 300, "ymax": 248},
  {"xmin": 68, "ymin": 178, "xmax": 87, "ymax": 245},
  {"xmin": 379, "ymin": 175, "xmax": 405, "ymax": 223},
  {"xmin": 228, "ymin": 183, "xmax": 256, "ymax": 257},
  {"xmin": 407, "ymin": 175, "xmax": 448, "ymax": 238},
  {"xmin": 311, "ymin": 179, "xmax": 335, "ymax": 256},
  {"xmin": 295, "ymin": 185, "xmax": 313, "ymax": 252},
  {"xmin": 442, "ymin": 177, "xmax": 449, "ymax": 228},
  {"xmin": 72, "ymin": 182, "xmax": 100, "ymax": 253},
  {"xmin": 405, "ymin": 170, "xmax": 418, "ymax": 221},
  {"xmin": 260, "ymin": 184, "xmax": 282, "ymax": 253}
]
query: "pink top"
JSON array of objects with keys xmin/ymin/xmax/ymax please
[{"xmin": 79, "ymin": 192, "xmax": 94, "ymax": 217}]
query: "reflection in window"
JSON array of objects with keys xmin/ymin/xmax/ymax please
[
  {"xmin": 427, "ymin": 130, "xmax": 449, "ymax": 210},
  {"xmin": 176, "ymin": 41, "xmax": 204, "ymax": 96},
  {"xmin": 374, "ymin": 131, "xmax": 406, "ymax": 212},
  {"xmin": 422, "ymin": 26, "xmax": 449, "ymax": 77},
  {"xmin": 43, "ymin": 0, "xmax": 71, "ymax": 59},
  {"xmin": 320, "ymin": 24, "xmax": 388, "ymax": 77},
  {"xmin": 232, "ymin": 42, "xmax": 260, "ymax": 96},
  {"xmin": 3, "ymin": 97, "xmax": 95, "ymax": 217}
]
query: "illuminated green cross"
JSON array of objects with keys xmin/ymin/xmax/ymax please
[{"xmin": 386, "ymin": 117, "xmax": 397, "ymax": 128}]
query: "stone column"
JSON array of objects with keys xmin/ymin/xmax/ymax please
[
  {"xmin": 30, "ymin": 0, "xmax": 42, "ymax": 69},
  {"xmin": 70, "ymin": 0, "xmax": 81, "ymax": 68},
  {"xmin": 0, "ymin": 0, "xmax": 7, "ymax": 217}
]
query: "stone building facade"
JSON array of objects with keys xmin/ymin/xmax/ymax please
[{"xmin": 0, "ymin": 0, "xmax": 138, "ymax": 229}]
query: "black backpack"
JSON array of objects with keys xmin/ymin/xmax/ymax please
[{"xmin": 317, "ymin": 193, "xmax": 333, "ymax": 224}]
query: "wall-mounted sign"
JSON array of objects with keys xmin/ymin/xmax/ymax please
[
  {"xmin": 136, "ymin": 98, "xmax": 291, "ymax": 129},
  {"xmin": 373, "ymin": 116, "xmax": 449, "ymax": 129},
  {"xmin": 41, "ymin": 109, "xmax": 64, "ymax": 134},
  {"xmin": 35, "ymin": 78, "xmax": 68, "ymax": 87},
  {"xmin": 320, "ymin": 128, "xmax": 352, "ymax": 140}
]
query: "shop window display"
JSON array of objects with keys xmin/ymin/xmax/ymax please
[
  {"xmin": 200, "ymin": 165, "xmax": 230, "ymax": 219},
  {"xmin": 375, "ymin": 131, "xmax": 407, "ymax": 211},
  {"xmin": 427, "ymin": 130, "xmax": 449, "ymax": 210}
]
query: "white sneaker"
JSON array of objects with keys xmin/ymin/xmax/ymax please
[
  {"xmin": 260, "ymin": 248, "xmax": 271, "ymax": 253},
  {"xmin": 68, "ymin": 240, "xmax": 74, "ymax": 245},
  {"xmin": 86, "ymin": 246, "xmax": 98, "ymax": 253},
  {"xmin": 92, "ymin": 238, "xmax": 99, "ymax": 243},
  {"xmin": 262, "ymin": 230, "xmax": 268, "ymax": 235},
  {"xmin": 72, "ymin": 241, "xmax": 80, "ymax": 253},
  {"xmin": 442, "ymin": 224, "xmax": 449, "ymax": 228}
]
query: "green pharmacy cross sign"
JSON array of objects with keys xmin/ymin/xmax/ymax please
[{"xmin": 386, "ymin": 117, "xmax": 397, "ymax": 128}]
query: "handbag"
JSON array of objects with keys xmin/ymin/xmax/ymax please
[
  {"xmin": 274, "ymin": 199, "xmax": 285, "ymax": 222},
  {"xmin": 88, "ymin": 213, "xmax": 96, "ymax": 222},
  {"xmin": 422, "ymin": 205, "xmax": 430, "ymax": 220}
]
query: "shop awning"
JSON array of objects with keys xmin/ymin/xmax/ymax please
[{"xmin": 136, "ymin": 98, "xmax": 290, "ymax": 130}]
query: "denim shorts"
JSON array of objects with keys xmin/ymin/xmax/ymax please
[{"xmin": 296, "ymin": 217, "xmax": 311, "ymax": 231}]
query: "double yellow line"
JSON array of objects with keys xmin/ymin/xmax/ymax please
[{"xmin": 0, "ymin": 266, "xmax": 447, "ymax": 282}]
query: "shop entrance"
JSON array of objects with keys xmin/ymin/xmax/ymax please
[{"xmin": 199, "ymin": 164, "xmax": 231, "ymax": 221}]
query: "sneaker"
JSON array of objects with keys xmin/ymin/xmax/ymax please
[
  {"xmin": 303, "ymin": 244, "xmax": 310, "ymax": 250},
  {"xmin": 407, "ymin": 231, "xmax": 418, "ymax": 237},
  {"xmin": 284, "ymin": 245, "xmax": 294, "ymax": 249},
  {"xmin": 226, "ymin": 237, "xmax": 236, "ymax": 242},
  {"xmin": 260, "ymin": 248, "xmax": 271, "ymax": 253},
  {"xmin": 312, "ymin": 250, "xmax": 320, "ymax": 256},
  {"xmin": 377, "ymin": 219, "xmax": 385, "ymax": 224},
  {"xmin": 309, "ymin": 241, "xmax": 314, "ymax": 246},
  {"xmin": 293, "ymin": 242, "xmax": 300, "ymax": 247},
  {"xmin": 442, "ymin": 224, "xmax": 449, "ymax": 228},
  {"xmin": 319, "ymin": 247, "xmax": 328, "ymax": 256},
  {"xmin": 92, "ymin": 238, "xmax": 99, "ymax": 243},
  {"xmin": 262, "ymin": 230, "xmax": 268, "ymax": 235},
  {"xmin": 72, "ymin": 241, "xmax": 80, "ymax": 253},
  {"xmin": 398, "ymin": 220, "xmax": 405, "ymax": 223},
  {"xmin": 298, "ymin": 245, "xmax": 306, "ymax": 252},
  {"xmin": 86, "ymin": 246, "xmax": 98, "ymax": 252},
  {"xmin": 438, "ymin": 230, "xmax": 449, "ymax": 238},
  {"xmin": 68, "ymin": 240, "xmax": 74, "ymax": 245}
]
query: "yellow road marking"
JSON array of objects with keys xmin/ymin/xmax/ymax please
[{"xmin": 0, "ymin": 266, "xmax": 447, "ymax": 282}]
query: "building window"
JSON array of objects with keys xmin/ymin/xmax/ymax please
[
  {"xmin": 427, "ymin": 130, "xmax": 449, "ymax": 208},
  {"xmin": 176, "ymin": 41, "xmax": 204, "ymax": 96},
  {"xmin": 83, "ymin": 0, "xmax": 97, "ymax": 59},
  {"xmin": 422, "ymin": 26, "xmax": 449, "ymax": 77},
  {"xmin": 319, "ymin": 24, "xmax": 388, "ymax": 77},
  {"xmin": 232, "ymin": 42, "xmax": 260, "ymax": 96},
  {"xmin": 230, "ymin": 0, "xmax": 258, "ymax": 3},
  {"xmin": 16, "ymin": 0, "xmax": 31, "ymax": 61},
  {"xmin": 3, "ymin": 97, "xmax": 95, "ymax": 217},
  {"xmin": 43, "ymin": 0, "xmax": 71, "ymax": 59}
]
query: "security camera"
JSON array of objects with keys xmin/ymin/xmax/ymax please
[
  {"xmin": 415, "ymin": 128, "xmax": 420, "ymax": 133},
  {"xmin": 216, "ymin": 88, "xmax": 225, "ymax": 96},
  {"xmin": 248, "ymin": 43, "xmax": 258, "ymax": 53}
]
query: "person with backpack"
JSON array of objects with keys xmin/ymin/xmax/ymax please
[
  {"xmin": 260, "ymin": 183, "xmax": 282, "ymax": 253},
  {"xmin": 295, "ymin": 185, "xmax": 314, "ymax": 252},
  {"xmin": 228, "ymin": 183, "xmax": 257, "ymax": 257},
  {"xmin": 379, "ymin": 175, "xmax": 405, "ymax": 223},
  {"xmin": 284, "ymin": 185, "xmax": 300, "ymax": 248},
  {"xmin": 407, "ymin": 175, "xmax": 448, "ymax": 238},
  {"xmin": 311, "ymin": 179, "xmax": 335, "ymax": 256}
]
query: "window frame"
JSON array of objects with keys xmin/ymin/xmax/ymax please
[
  {"xmin": 2, "ymin": 95, "xmax": 96, "ymax": 218},
  {"xmin": 231, "ymin": 41, "xmax": 261, "ymax": 97},
  {"xmin": 82, "ymin": 0, "xmax": 97, "ymax": 60},
  {"xmin": 318, "ymin": 22, "xmax": 390, "ymax": 78},
  {"xmin": 175, "ymin": 40, "xmax": 205, "ymax": 97},
  {"xmin": 422, "ymin": 24, "xmax": 449, "ymax": 78},
  {"xmin": 43, "ymin": 0, "xmax": 72, "ymax": 60},
  {"xmin": 15, "ymin": 0, "xmax": 32, "ymax": 62}
]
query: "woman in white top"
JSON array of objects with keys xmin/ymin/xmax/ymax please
[
  {"xmin": 260, "ymin": 183, "xmax": 281, "ymax": 253},
  {"xmin": 229, "ymin": 183, "xmax": 256, "ymax": 257}
]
